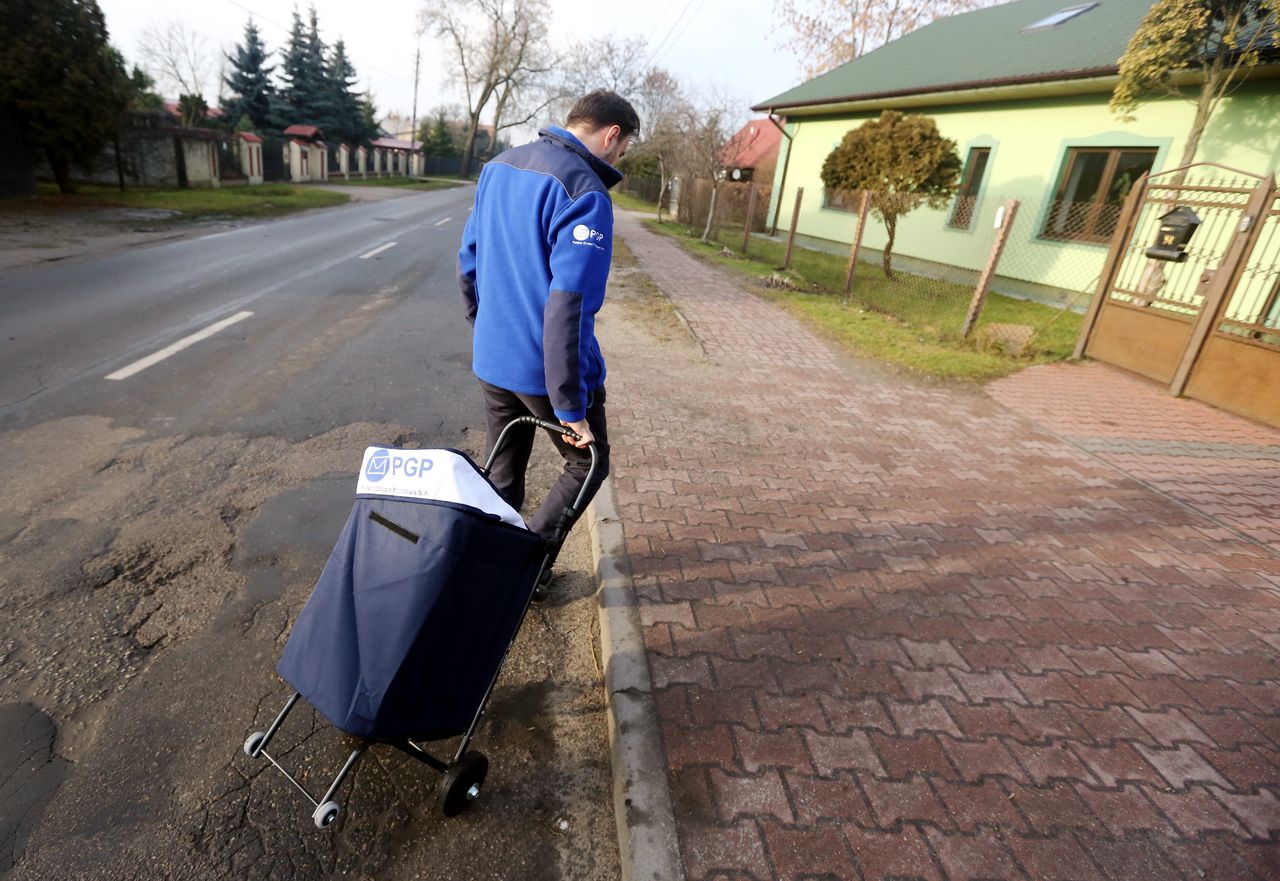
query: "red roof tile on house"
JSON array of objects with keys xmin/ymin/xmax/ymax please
[
  {"xmin": 283, "ymin": 124, "xmax": 322, "ymax": 138},
  {"xmin": 723, "ymin": 120, "xmax": 782, "ymax": 170},
  {"xmin": 237, "ymin": 132, "xmax": 263, "ymax": 143},
  {"xmin": 163, "ymin": 100, "xmax": 225, "ymax": 119}
]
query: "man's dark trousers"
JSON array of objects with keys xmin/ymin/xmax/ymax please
[{"xmin": 480, "ymin": 380, "xmax": 610, "ymax": 549}]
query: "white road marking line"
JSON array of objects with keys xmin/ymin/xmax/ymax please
[
  {"xmin": 105, "ymin": 311, "xmax": 254, "ymax": 381},
  {"xmin": 433, "ymin": 217, "xmax": 452, "ymax": 226},
  {"xmin": 359, "ymin": 241, "xmax": 398, "ymax": 259}
]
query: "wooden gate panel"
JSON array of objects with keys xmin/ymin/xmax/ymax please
[
  {"xmin": 1185, "ymin": 335, "xmax": 1280, "ymax": 426},
  {"xmin": 1183, "ymin": 182, "xmax": 1280, "ymax": 428},
  {"xmin": 1088, "ymin": 301, "xmax": 1194, "ymax": 383}
]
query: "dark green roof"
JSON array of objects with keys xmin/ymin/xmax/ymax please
[{"xmin": 754, "ymin": 0, "xmax": 1154, "ymax": 111}]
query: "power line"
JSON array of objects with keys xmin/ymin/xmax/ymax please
[
  {"xmin": 646, "ymin": 0, "xmax": 698, "ymax": 67},
  {"xmin": 644, "ymin": 0, "xmax": 681, "ymax": 44},
  {"xmin": 650, "ymin": 0, "xmax": 706, "ymax": 66}
]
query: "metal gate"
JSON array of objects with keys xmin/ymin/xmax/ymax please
[
  {"xmin": 1076, "ymin": 163, "xmax": 1280, "ymax": 428},
  {"xmin": 261, "ymin": 136, "xmax": 287, "ymax": 182}
]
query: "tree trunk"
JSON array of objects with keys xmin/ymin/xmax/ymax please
[
  {"xmin": 1175, "ymin": 69, "xmax": 1220, "ymax": 179},
  {"xmin": 459, "ymin": 112, "xmax": 481, "ymax": 179},
  {"xmin": 1172, "ymin": 48, "xmax": 1230, "ymax": 186},
  {"xmin": 49, "ymin": 154, "xmax": 75, "ymax": 194},
  {"xmin": 657, "ymin": 154, "xmax": 667, "ymax": 222},
  {"xmin": 882, "ymin": 213, "xmax": 896, "ymax": 279},
  {"xmin": 701, "ymin": 182, "xmax": 719, "ymax": 243}
]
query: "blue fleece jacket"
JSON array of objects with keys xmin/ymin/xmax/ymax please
[{"xmin": 458, "ymin": 126, "xmax": 621, "ymax": 423}]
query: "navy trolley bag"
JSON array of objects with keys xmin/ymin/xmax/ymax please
[{"xmin": 242, "ymin": 417, "xmax": 598, "ymax": 829}]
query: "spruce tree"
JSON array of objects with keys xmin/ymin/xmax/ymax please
[
  {"xmin": 419, "ymin": 110, "xmax": 459, "ymax": 158},
  {"xmin": 357, "ymin": 93, "xmax": 380, "ymax": 143},
  {"xmin": 326, "ymin": 39, "xmax": 363, "ymax": 144},
  {"xmin": 222, "ymin": 19, "xmax": 274, "ymax": 132}
]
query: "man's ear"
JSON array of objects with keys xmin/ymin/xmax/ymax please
[{"xmin": 605, "ymin": 124, "xmax": 622, "ymax": 148}]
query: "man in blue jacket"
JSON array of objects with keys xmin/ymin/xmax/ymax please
[{"xmin": 458, "ymin": 90, "xmax": 639, "ymax": 582}]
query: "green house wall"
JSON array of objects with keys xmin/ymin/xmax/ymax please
[{"xmin": 765, "ymin": 78, "xmax": 1280, "ymax": 300}]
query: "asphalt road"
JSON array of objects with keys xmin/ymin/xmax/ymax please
[{"xmin": 0, "ymin": 189, "xmax": 619, "ymax": 880}]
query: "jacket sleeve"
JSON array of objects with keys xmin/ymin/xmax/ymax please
[
  {"xmin": 544, "ymin": 191, "xmax": 613, "ymax": 423},
  {"xmin": 458, "ymin": 209, "xmax": 479, "ymax": 326}
]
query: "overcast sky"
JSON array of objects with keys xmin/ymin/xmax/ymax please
[{"xmin": 98, "ymin": 0, "xmax": 806, "ymax": 131}]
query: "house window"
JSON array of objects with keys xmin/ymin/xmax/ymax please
[
  {"xmin": 947, "ymin": 147, "xmax": 991, "ymax": 229},
  {"xmin": 1042, "ymin": 147, "xmax": 1156, "ymax": 243},
  {"xmin": 823, "ymin": 188, "xmax": 861, "ymax": 212},
  {"xmin": 1022, "ymin": 3, "xmax": 1098, "ymax": 33}
]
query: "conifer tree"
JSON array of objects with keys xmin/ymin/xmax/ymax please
[
  {"xmin": 222, "ymin": 19, "xmax": 274, "ymax": 131},
  {"xmin": 326, "ymin": 39, "xmax": 363, "ymax": 144},
  {"xmin": 276, "ymin": 8, "xmax": 333, "ymax": 131},
  {"xmin": 419, "ymin": 109, "xmax": 459, "ymax": 158}
]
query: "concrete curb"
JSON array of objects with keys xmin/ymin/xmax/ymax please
[{"xmin": 587, "ymin": 477, "xmax": 686, "ymax": 881}]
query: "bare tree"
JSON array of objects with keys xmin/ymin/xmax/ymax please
[
  {"xmin": 138, "ymin": 19, "xmax": 212, "ymax": 118},
  {"xmin": 631, "ymin": 68, "xmax": 691, "ymax": 221},
  {"xmin": 676, "ymin": 90, "xmax": 747, "ymax": 243},
  {"xmin": 419, "ymin": 0, "xmax": 555, "ymax": 176},
  {"xmin": 551, "ymin": 34, "xmax": 651, "ymax": 122},
  {"xmin": 488, "ymin": 15, "xmax": 558, "ymax": 148},
  {"xmin": 773, "ymin": 0, "xmax": 997, "ymax": 78}
]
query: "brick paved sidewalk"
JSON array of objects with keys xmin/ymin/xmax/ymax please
[
  {"xmin": 600, "ymin": 211, "xmax": 1280, "ymax": 881},
  {"xmin": 989, "ymin": 363, "xmax": 1280, "ymax": 555}
]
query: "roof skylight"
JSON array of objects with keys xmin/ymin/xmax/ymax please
[{"xmin": 1021, "ymin": 3, "xmax": 1098, "ymax": 33}]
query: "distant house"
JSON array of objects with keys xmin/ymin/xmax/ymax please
[
  {"xmin": 370, "ymin": 136, "xmax": 422, "ymax": 176},
  {"xmin": 722, "ymin": 119, "xmax": 782, "ymax": 185},
  {"xmin": 753, "ymin": 0, "xmax": 1280, "ymax": 305},
  {"xmin": 162, "ymin": 100, "xmax": 226, "ymax": 124}
]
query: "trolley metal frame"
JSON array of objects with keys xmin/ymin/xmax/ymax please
[{"xmin": 242, "ymin": 416, "xmax": 598, "ymax": 828}]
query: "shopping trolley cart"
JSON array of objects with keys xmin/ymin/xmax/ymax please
[{"xmin": 241, "ymin": 416, "xmax": 597, "ymax": 829}]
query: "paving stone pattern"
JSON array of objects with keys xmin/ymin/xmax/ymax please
[
  {"xmin": 989, "ymin": 364, "xmax": 1280, "ymax": 555},
  {"xmin": 604, "ymin": 212, "xmax": 1280, "ymax": 881}
]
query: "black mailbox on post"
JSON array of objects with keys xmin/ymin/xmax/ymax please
[{"xmin": 1145, "ymin": 206, "xmax": 1201, "ymax": 262}]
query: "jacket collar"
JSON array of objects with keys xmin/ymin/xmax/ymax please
[{"xmin": 540, "ymin": 126, "xmax": 623, "ymax": 190}]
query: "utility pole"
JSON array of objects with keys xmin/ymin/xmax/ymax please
[{"xmin": 408, "ymin": 41, "xmax": 421, "ymax": 178}]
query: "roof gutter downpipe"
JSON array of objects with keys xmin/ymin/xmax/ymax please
[{"xmin": 766, "ymin": 113, "xmax": 794, "ymax": 235}]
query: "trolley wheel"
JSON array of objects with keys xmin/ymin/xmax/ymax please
[
  {"xmin": 438, "ymin": 751, "xmax": 488, "ymax": 818},
  {"xmin": 531, "ymin": 583, "xmax": 550, "ymax": 604},
  {"xmin": 243, "ymin": 731, "xmax": 266, "ymax": 757},
  {"xmin": 313, "ymin": 800, "xmax": 341, "ymax": 829}
]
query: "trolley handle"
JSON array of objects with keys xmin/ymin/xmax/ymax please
[
  {"xmin": 484, "ymin": 415, "xmax": 600, "ymax": 524},
  {"xmin": 521, "ymin": 415, "xmax": 588, "ymax": 445}
]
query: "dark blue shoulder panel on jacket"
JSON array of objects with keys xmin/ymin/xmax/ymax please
[{"xmin": 490, "ymin": 140, "xmax": 603, "ymax": 202}]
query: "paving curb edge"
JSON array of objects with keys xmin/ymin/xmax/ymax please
[{"xmin": 587, "ymin": 476, "xmax": 686, "ymax": 881}]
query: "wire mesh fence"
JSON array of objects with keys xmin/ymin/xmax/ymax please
[{"xmin": 670, "ymin": 179, "xmax": 1111, "ymax": 359}]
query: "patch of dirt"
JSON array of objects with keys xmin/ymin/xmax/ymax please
[
  {"xmin": 0, "ymin": 415, "xmax": 618, "ymax": 880},
  {"xmin": 0, "ymin": 203, "xmax": 232, "ymax": 272}
]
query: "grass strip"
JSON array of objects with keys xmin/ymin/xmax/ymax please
[
  {"xmin": 638, "ymin": 217, "xmax": 1082, "ymax": 382},
  {"xmin": 24, "ymin": 182, "xmax": 349, "ymax": 220}
]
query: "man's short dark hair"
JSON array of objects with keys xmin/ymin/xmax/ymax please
[{"xmin": 567, "ymin": 90, "xmax": 640, "ymax": 139}]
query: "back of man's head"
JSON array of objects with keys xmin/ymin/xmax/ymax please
[{"xmin": 566, "ymin": 90, "xmax": 640, "ymax": 139}]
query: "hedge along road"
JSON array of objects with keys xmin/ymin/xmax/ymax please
[{"xmin": 0, "ymin": 186, "xmax": 619, "ymax": 880}]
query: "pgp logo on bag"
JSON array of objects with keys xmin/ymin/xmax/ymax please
[{"xmin": 365, "ymin": 449, "xmax": 390, "ymax": 482}]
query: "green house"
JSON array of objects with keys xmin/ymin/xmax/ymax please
[{"xmin": 753, "ymin": 0, "xmax": 1280, "ymax": 307}]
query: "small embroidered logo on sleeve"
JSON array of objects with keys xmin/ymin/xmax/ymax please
[{"xmin": 571, "ymin": 224, "xmax": 607, "ymax": 250}]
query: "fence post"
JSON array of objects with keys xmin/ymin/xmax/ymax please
[
  {"xmin": 962, "ymin": 199, "xmax": 1020, "ymax": 338},
  {"xmin": 740, "ymin": 181, "xmax": 758, "ymax": 254},
  {"xmin": 783, "ymin": 187, "xmax": 804, "ymax": 270},
  {"xmin": 1169, "ymin": 174, "xmax": 1276, "ymax": 396},
  {"xmin": 843, "ymin": 190, "xmax": 873, "ymax": 298}
]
